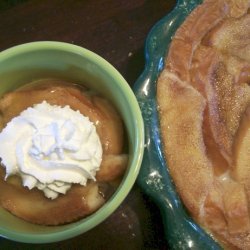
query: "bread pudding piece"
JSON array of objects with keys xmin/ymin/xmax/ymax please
[
  {"xmin": 157, "ymin": 0, "xmax": 250, "ymax": 248},
  {"xmin": 0, "ymin": 80, "xmax": 128, "ymax": 225}
]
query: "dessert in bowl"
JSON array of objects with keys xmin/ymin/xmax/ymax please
[{"xmin": 0, "ymin": 41, "xmax": 144, "ymax": 243}]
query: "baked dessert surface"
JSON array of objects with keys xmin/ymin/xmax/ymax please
[
  {"xmin": 157, "ymin": 0, "xmax": 250, "ymax": 248},
  {"xmin": 0, "ymin": 80, "xmax": 128, "ymax": 225}
]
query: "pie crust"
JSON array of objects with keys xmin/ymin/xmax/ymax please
[{"xmin": 157, "ymin": 0, "xmax": 250, "ymax": 248}]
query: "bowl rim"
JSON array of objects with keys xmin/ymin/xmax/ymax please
[{"xmin": 0, "ymin": 41, "xmax": 145, "ymax": 243}]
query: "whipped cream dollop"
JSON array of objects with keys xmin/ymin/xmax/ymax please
[{"xmin": 0, "ymin": 101, "xmax": 102, "ymax": 199}]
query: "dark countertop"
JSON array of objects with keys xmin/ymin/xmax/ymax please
[{"xmin": 0, "ymin": 1, "xmax": 176, "ymax": 249}]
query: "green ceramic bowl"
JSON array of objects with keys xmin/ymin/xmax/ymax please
[
  {"xmin": 134, "ymin": 0, "xmax": 222, "ymax": 249},
  {"xmin": 0, "ymin": 41, "xmax": 144, "ymax": 243}
]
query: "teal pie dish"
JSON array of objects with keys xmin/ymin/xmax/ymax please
[
  {"xmin": 0, "ymin": 41, "xmax": 144, "ymax": 243},
  {"xmin": 134, "ymin": 0, "xmax": 222, "ymax": 249}
]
